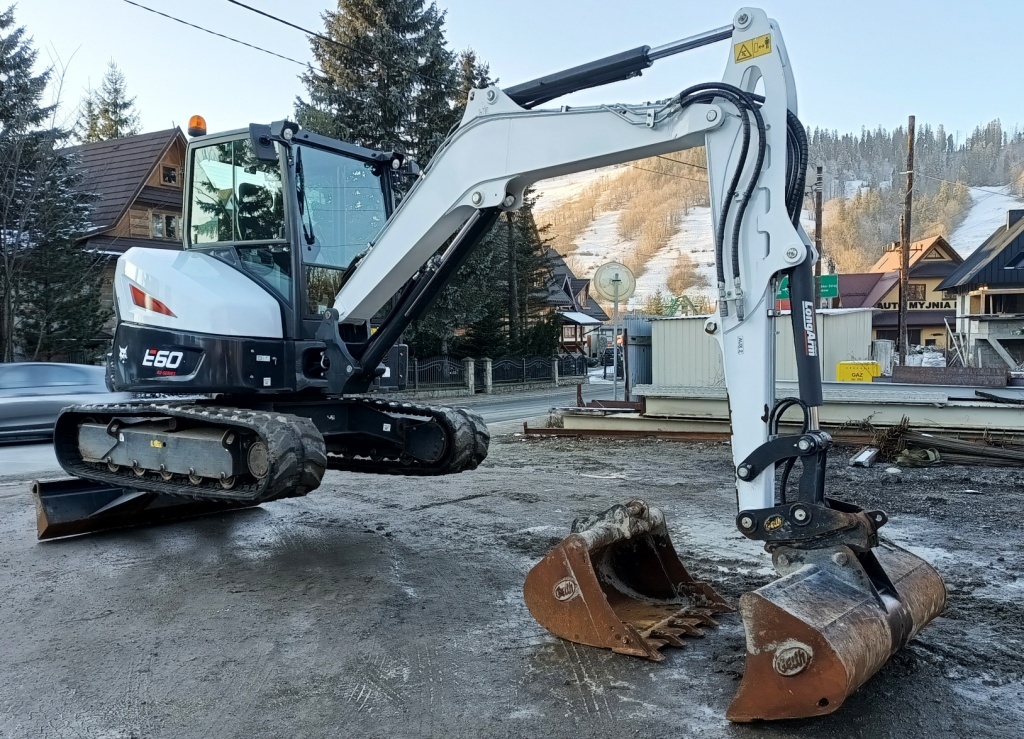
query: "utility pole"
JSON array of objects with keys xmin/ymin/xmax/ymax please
[
  {"xmin": 899, "ymin": 115, "xmax": 915, "ymax": 366},
  {"xmin": 611, "ymin": 275, "xmax": 621, "ymax": 402},
  {"xmin": 814, "ymin": 165, "xmax": 824, "ymax": 307}
]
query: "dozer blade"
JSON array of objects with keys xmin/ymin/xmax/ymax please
[
  {"xmin": 34, "ymin": 478, "xmax": 260, "ymax": 540},
  {"xmin": 727, "ymin": 539, "xmax": 946, "ymax": 721},
  {"xmin": 524, "ymin": 499, "xmax": 731, "ymax": 660}
]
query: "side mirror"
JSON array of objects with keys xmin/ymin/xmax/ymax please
[{"xmin": 248, "ymin": 123, "xmax": 278, "ymax": 162}]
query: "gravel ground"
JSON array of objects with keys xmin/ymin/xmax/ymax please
[{"xmin": 0, "ymin": 427, "xmax": 1021, "ymax": 738}]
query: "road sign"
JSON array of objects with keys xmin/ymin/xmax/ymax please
[{"xmin": 775, "ymin": 274, "xmax": 838, "ymax": 300}]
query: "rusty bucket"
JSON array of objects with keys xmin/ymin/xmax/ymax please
[
  {"xmin": 727, "ymin": 538, "xmax": 946, "ymax": 721},
  {"xmin": 523, "ymin": 499, "xmax": 731, "ymax": 659}
]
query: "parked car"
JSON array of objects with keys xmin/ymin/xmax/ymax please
[{"xmin": 0, "ymin": 362, "xmax": 130, "ymax": 442}]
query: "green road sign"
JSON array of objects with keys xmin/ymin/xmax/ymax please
[{"xmin": 775, "ymin": 274, "xmax": 838, "ymax": 300}]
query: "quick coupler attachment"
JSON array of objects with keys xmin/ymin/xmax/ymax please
[
  {"xmin": 524, "ymin": 499, "xmax": 730, "ymax": 659},
  {"xmin": 728, "ymin": 499, "xmax": 946, "ymax": 721}
]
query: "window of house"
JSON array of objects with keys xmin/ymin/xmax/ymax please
[
  {"xmin": 907, "ymin": 283, "xmax": 926, "ymax": 301},
  {"xmin": 162, "ymin": 165, "xmax": 179, "ymax": 186},
  {"xmin": 151, "ymin": 214, "xmax": 164, "ymax": 238},
  {"xmin": 165, "ymin": 215, "xmax": 177, "ymax": 240}
]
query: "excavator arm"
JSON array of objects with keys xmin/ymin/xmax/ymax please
[{"xmin": 332, "ymin": 8, "xmax": 804, "ymax": 512}]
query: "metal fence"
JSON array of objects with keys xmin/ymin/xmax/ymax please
[
  {"xmin": 490, "ymin": 356, "xmax": 552, "ymax": 384},
  {"xmin": 410, "ymin": 354, "xmax": 587, "ymax": 390},
  {"xmin": 559, "ymin": 354, "xmax": 588, "ymax": 377},
  {"xmin": 411, "ymin": 355, "xmax": 465, "ymax": 389}
]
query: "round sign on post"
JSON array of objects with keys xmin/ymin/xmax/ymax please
[
  {"xmin": 592, "ymin": 262, "xmax": 636, "ymax": 302},
  {"xmin": 591, "ymin": 262, "xmax": 635, "ymax": 401}
]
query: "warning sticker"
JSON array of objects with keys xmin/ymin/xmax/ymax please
[{"xmin": 733, "ymin": 34, "xmax": 772, "ymax": 63}]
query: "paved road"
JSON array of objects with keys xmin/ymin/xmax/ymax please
[
  {"xmin": 0, "ymin": 384, "xmax": 613, "ymax": 480},
  {"xmin": 451, "ymin": 383, "xmax": 612, "ymax": 424},
  {"xmin": 0, "ymin": 442, "xmax": 57, "ymax": 480}
]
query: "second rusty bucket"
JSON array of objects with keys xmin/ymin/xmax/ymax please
[{"xmin": 524, "ymin": 499, "xmax": 731, "ymax": 659}]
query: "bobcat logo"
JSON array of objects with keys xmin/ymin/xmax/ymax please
[{"xmin": 118, "ymin": 345, "xmax": 128, "ymax": 363}]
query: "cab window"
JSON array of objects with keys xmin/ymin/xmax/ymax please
[{"xmin": 189, "ymin": 138, "xmax": 285, "ymax": 245}]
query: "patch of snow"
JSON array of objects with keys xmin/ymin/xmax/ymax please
[
  {"xmin": 949, "ymin": 185, "xmax": 1024, "ymax": 257},
  {"xmin": 628, "ymin": 207, "xmax": 716, "ymax": 308},
  {"xmin": 563, "ymin": 210, "xmax": 631, "ymax": 277},
  {"xmin": 532, "ymin": 166, "xmax": 622, "ymax": 213}
]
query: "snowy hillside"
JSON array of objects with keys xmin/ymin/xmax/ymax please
[
  {"xmin": 534, "ymin": 169, "xmax": 813, "ymax": 309},
  {"xmin": 536, "ymin": 164, "xmax": 1024, "ymax": 309},
  {"xmin": 949, "ymin": 186, "xmax": 1024, "ymax": 256}
]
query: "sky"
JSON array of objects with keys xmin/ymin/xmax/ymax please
[{"xmin": 15, "ymin": 0, "xmax": 1024, "ymax": 143}]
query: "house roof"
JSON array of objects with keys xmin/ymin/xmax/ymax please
[
  {"xmin": 838, "ymin": 271, "xmax": 900, "ymax": 308},
  {"xmin": 870, "ymin": 235, "xmax": 962, "ymax": 273},
  {"xmin": 582, "ymin": 296, "xmax": 609, "ymax": 321},
  {"xmin": 937, "ymin": 213, "xmax": 1024, "ymax": 291},
  {"xmin": 66, "ymin": 128, "xmax": 185, "ymax": 236},
  {"xmin": 872, "ymin": 309, "xmax": 953, "ymax": 328},
  {"xmin": 540, "ymin": 249, "xmax": 609, "ymax": 321},
  {"xmin": 559, "ymin": 311, "xmax": 603, "ymax": 326},
  {"xmin": 908, "ymin": 260, "xmax": 958, "ymax": 279}
]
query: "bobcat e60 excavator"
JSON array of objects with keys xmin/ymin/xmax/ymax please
[{"xmin": 37, "ymin": 7, "xmax": 945, "ymax": 722}]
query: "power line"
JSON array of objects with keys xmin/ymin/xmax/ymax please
[
  {"xmin": 122, "ymin": 0, "xmax": 313, "ymax": 70},
  {"xmin": 223, "ymin": 0, "xmax": 459, "ymax": 92},
  {"xmin": 122, "ymin": 1, "xmax": 381, "ymax": 111},
  {"xmin": 628, "ymin": 163, "xmax": 707, "ymax": 184},
  {"xmin": 655, "ymin": 154, "xmax": 707, "ymax": 170},
  {"xmin": 911, "ymin": 171, "xmax": 1010, "ymax": 196}
]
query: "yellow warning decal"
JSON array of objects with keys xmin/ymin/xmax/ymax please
[
  {"xmin": 150, "ymin": 439, "xmax": 165, "ymax": 448},
  {"xmin": 734, "ymin": 34, "xmax": 772, "ymax": 63}
]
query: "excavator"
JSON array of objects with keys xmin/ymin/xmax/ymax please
[{"xmin": 36, "ymin": 7, "xmax": 945, "ymax": 722}]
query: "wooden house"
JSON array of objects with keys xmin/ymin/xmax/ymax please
[
  {"xmin": 543, "ymin": 249, "xmax": 609, "ymax": 355},
  {"xmin": 69, "ymin": 128, "xmax": 188, "ymax": 333},
  {"xmin": 837, "ymin": 235, "xmax": 962, "ymax": 348},
  {"xmin": 938, "ymin": 210, "xmax": 1024, "ymax": 368}
]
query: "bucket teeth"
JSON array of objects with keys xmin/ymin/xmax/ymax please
[
  {"xmin": 648, "ymin": 629, "xmax": 686, "ymax": 648},
  {"xmin": 524, "ymin": 499, "xmax": 731, "ymax": 662}
]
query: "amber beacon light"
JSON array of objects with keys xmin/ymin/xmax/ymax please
[{"xmin": 187, "ymin": 115, "xmax": 207, "ymax": 137}]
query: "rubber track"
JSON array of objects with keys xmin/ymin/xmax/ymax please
[
  {"xmin": 323, "ymin": 396, "xmax": 490, "ymax": 476},
  {"xmin": 53, "ymin": 403, "xmax": 327, "ymax": 504}
]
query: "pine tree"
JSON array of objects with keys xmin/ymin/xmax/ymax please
[
  {"xmin": 296, "ymin": 0, "xmax": 456, "ymax": 162},
  {"xmin": 15, "ymin": 165, "xmax": 108, "ymax": 361},
  {"xmin": 79, "ymin": 60, "xmax": 140, "ymax": 142},
  {"xmin": 0, "ymin": 6, "xmax": 56, "ymax": 361},
  {"xmin": 0, "ymin": 7, "xmax": 104, "ymax": 361}
]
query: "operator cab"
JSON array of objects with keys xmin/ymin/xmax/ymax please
[{"xmin": 182, "ymin": 122, "xmax": 402, "ymax": 338}]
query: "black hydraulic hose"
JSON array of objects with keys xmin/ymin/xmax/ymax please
[
  {"xmin": 680, "ymin": 84, "xmax": 765, "ymax": 282},
  {"xmin": 786, "ymin": 111, "xmax": 809, "ymax": 227},
  {"xmin": 768, "ymin": 396, "xmax": 810, "ymax": 436},
  {"xmin": 675, "ymin": 83, "xmax": 764, "ymax": 289},
  {"xmin": 687, "ymin": 85, "xmax": 767, "ymax": 282}
]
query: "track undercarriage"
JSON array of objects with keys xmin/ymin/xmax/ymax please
[{"xmin": 40, "ymin": 397, "xmax": 489, "ymax": 538}]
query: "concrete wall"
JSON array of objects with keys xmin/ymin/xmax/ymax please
[{"xmin": 652, "ymin": 309, "xmax": 874, "ymax": 387}]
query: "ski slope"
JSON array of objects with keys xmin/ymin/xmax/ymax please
[
  {"xmin": 949, "ymin": 186, "xmax": 1024, "ymax": 256},
  {"xmin": 535, "ymin": 171, "xmax": 1024, "ymax": 308}
]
